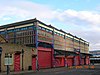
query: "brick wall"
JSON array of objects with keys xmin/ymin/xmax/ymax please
[{"xmin": 0, "ymin": 43, "xmax": 36, "ymax": 71}]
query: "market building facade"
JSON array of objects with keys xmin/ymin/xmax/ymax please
[{"xmin": 0, "ymin": 18, "xmax": 90, "ymax": 72}]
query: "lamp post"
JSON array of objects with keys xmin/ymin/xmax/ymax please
[{"xmin": 22, "ymin": 49, "xmax": 24, "ymax": 71}]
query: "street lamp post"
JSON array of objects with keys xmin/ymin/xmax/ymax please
[{"xmin": 22, "ymin": 49, "xmax": 24, "ymax": 71}]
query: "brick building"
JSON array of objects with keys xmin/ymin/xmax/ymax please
[{"xmin": 0, "ymin": 18, "xmax": 91, "ymax": 72}]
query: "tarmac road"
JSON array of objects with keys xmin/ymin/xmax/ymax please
[
  {"xmin": 1, "ymin": 65, "xmax": 100, "ymax": 75},
  {"xmin": 12, "ymin": 69, "xmax": 100, "ymax": 75}
]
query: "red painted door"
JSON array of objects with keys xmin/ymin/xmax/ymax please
[
  {"xmin": 81, "ymin": 58, "xmax": 85, "ymax": 65},
  {"xmin": 38, "ymin": 50, "xmax": 52, "ymax": 69},
  {"xmin": 86, "ymin": 57, "xmax": 90, "ymax": 65},
  {"xmin": 32, "ymin": 57, "xmax": 36, "ymax": 70},
  {"xmin": 55, "ymin": 58, "xmax": 59, "ymax": 67},
  {"xmin": 61, "ymin": 58, "xmax": 64, "ymax": 67},
  {"xmin": 75, "ymin": 56, "xmax": 80, "ymax": 66},
  {"xmin": 88, "ymin": 58, "xmax": 90, "ymax": 65},
  {"xmin": 66, "ymin": 56, "xmax": 74, "ymax": 67},
  {"xmin": 14, "ymin": 54, "xmax": 20, "ymax": 71},
  {"xmin": 55, "ymin": 57, "xmax": 64, "ymax": 67},
  {"xmin": 67, "ymin": 58, "xmax": 73, "ymax": 66}
]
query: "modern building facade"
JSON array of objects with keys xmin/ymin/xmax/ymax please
[
  {"xmin": 90, "ymin": 50, "xmax": 100, "ymax": 64},
  {"xmin": 0, "ymin": 18, "xmax": 90, "ymax": 72}
]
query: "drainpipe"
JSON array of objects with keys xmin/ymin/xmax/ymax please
[
  {"xmin": 73, "ymin": 37, "xmax": 76, "ymax": 66},
  {"xmin": 64, "ymin": 34, "xmax": 67, "ymax": 67},
  {"xmin": 14, "ymin": 27, "xmax": 16, "ymax": 44},
  {"xmin": 5, "ymin": 28, "xmax": 8, "ymax": 41},
  {"xmin": 35, "ymin": 21, "xmax": 39, "ymax": 71},
  {"xmin": 79, "ymin": 39, "xmax": 81, "ymax": 65},
  {"xmin": 52, "ymin": 28, "xmax": 55, "ymax": 68},
  {"xmin": 21, "ymin": 49, "xmax": 24, "ymax": 71}
]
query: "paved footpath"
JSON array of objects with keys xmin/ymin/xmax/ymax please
[{"xmin": 0, "ymin": 65, "xmax": 100, "ymax": 75}]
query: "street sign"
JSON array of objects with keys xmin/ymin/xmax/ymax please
[
  {"xmin": 5, "ymin": 58, "xmax": 12, "ymax": 65},
  {"xmin": 5, "ymin": 54, "xmax": 13, "ymax": 66}
]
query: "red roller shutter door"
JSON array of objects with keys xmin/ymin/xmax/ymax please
[
  {"xmin": 38, "ymin": 50, "xmax": 52, "ymax": 69},
  {"xmin": 75, "ymin": 56, "xmax": 80, "ymax": 66},
  {"xmin": 55, "ymin": 57, "xmax": 64, "ymax": 67},
  {"xmin": 14, "ymin": 54, "xmax": 20, "ymax": 71},
  {"xmin": 32, "ymin": 57, "xmax": 36, "ymax": 70}
]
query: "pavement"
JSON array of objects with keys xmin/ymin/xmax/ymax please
[{"xmin": 0, "ymin": 65, "xmax": 100, "ymax": 75}]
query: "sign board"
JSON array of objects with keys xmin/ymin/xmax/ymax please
[{"xmin": 5, "ymin": 58, "xmax": 13, "ymax": 65}]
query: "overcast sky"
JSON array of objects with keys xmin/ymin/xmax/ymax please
[{"xmin": 0, "ymin": 0, "xmax": 100, "ymax": 51}]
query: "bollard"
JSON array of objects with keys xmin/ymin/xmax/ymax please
[
  {"xmin": 90, "ymin": 65, "xmax": 95, "ymax": 69},
  {"xmin": 84, "ymin": 65, "xmax": 89, "ymax": 69}
]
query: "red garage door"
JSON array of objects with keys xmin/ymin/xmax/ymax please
[
  {"xmin": 32, "ymin": 57, "xmax": 36, "ymax": 70},
  {"xmin": 67, "ymin": 58, "xmax": 73, "ymax": 66},
  {"xmin": 66, "ymin": 56, "xmax": 74, "ymax": 67},
  {"xmin": 75, "ymin": 56, "xmax": 80, "ymax": 66},
  {"xmin": 38, "ymin": 50, "xmax": 52, "ymax": 69},
  {"xmin": 86, "ymin": 56, "xmax": 90, "ymax": 65},
  {"xmin": 81, "ymin": 58, "xmax": 85, "ymax": 65},
  {"xmin": 14, "ymin": 54, "xmax": 20, "ymax": 71},
  {"xmin": 55, "ymin": 57, "xmax": 64, "ymax": 67}
]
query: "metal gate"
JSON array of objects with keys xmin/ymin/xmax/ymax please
[{"xmin": 14, "ymin": 53, "xmax": 20, "ymax": 71}]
